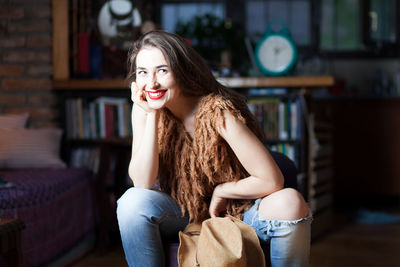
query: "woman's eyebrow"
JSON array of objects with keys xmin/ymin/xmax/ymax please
[{"xmin": 137, "ymin": 65, "xmax": 168, "ymax": 70}]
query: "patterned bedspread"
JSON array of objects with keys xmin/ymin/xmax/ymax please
[{"xmin": 0, "ymin": 168, "xmax": 96, "ymax": 267}]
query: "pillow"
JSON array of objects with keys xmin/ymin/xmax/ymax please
[
  {"xmin": 0, "ymin": 128, "xmax": 66, "ymax": 169},
  {"xmin": 0, "ymin": 113, "xmax": 29, "ymax": 129}
]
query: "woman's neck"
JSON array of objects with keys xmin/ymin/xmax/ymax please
[
  {"xmin": 167, "ymin": 96, "xmax": 199, "ymax": 119},
  {"xmin": 167, "ymin": 95, "xmax": 201, "ymax": 134}
]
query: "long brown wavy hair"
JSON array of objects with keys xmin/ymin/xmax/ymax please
[{"xmin": 127, "ymin": 31, "xmax": 264, "ymax": 222}]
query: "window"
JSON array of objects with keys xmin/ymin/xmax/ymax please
[
  {"xmin": 369, "ymin": 0, "xmax": 396, "ymax": 43},
  {"xmin": 161, "ymin": 2, "xmax": 226, "ymax": 33},
  {"xmin": 157, "ymin": 0, "xmax": 399, "ymax": 58},
  {"xmin": 245, "ymin": 0, "xmax": 311, "ymax": 46},
  {"xmin": 319, "ymin": 0, "xmax": 399, "ymax": 56},
  {"xmin": 320, "ymin": 0, "xmax": 364, "ymax": 50},
  {"xmin": 160, "ymin": 0, "xmax": 311, "ymax": 46}
]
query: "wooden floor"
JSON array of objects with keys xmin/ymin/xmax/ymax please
[
  {"xmin": 310, "ymin": 221, "xmax": 400, "ymax": 267},
  {"xmin": 69, "ymin": 213, "xmax": 400, "ymax": 267}
]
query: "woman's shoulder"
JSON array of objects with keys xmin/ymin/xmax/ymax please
[
  {"xmin": 196, "ymin": 92, "xmax": 246, "ymax": 129},
  {"xmin": 199, "ymin": 92, "xmax": 238, "ymax": 112}
]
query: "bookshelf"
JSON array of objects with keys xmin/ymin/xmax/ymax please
[
  {"xmin": 314, "ymin": 98, "xmax": 400, "ymax": 203},
  {"xmin": 55, "ymin": 89, "xmax": 132, "ymax": 252},
  {"xmin": 247, "ymin": 93, "xmax": 303, "ymax": 169}
]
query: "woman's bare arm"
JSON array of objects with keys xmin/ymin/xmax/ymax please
[
  {"xmin": 128, "ymin": 83, "xmax": 159, "ymax": 188},
  {"xmin": 209, "ymin": 110, "xmax": 284, "ymax": 217}
]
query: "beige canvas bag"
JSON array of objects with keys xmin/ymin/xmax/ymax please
[{"xmin": 178, "ymin": 216, "xmax": 266, "ymax": 267}]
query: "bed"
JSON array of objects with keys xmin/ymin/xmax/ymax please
[{"xmin": 0, "ymin": 168, "xmax": 96, "ymax": 267}]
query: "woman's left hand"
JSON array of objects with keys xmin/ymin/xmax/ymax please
[{"xmin": 209, "ymin": 185, "xmax": 228, "ymax": 218}]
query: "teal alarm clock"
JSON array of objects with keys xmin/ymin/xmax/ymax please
[{"xmin": 255, "ymin": 21, "xmax": 297, "ymax": 76}]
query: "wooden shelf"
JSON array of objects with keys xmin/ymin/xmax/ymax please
[
  {"xmin": 67, "ymin": 137, "xmax": 131, "ymax": 146},
  {"xmin": 53, "ymin": 79, "xmax": 129, "ymax": 90},
  {"xmin": 218, "ymin": 76, "xmax": 334, "ymax": 88},
  {"xmin": 53, "ymin": 75, "xmax": 334, "ymax": 90}
]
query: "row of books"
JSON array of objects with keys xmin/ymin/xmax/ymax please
[
  {"xmin": 69, "ymin": 147, "xmax": 133, "ymax": 187},
  {"xmin": 248, "ymin": 97, "xmax": 302, "ymax": 140},
  {"xmin": 70, "ymin": 147, "xmax": 100, "ymax": 174},
  {"xmin": 65, "ymin": 97, "xmax": 132, "ymax": 140}
]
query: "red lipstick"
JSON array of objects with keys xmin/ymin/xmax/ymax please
[{"xmin": 145, "ymin": 89, "xmax": 167, "ymax": 100}]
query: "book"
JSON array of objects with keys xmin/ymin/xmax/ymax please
[
  {"xmin": 279, "ymin": 102, "xmax": 288, "ymax": 140},
  {"xmin": 95, "ymin": 97, "xmax": 129, "ymax": 139},
  {"xmin": 248, "ymin": 88, "xmax": 288, "ymax": 96},
  {"xmin": 65, "ymin": 99, "xmax": 73, "ymax": 139},
  {"xmin": 76, "ymin": 98, "xmax": 84, "ymax": 138},
  {"xmin": 69, "ymin": 147, "xmax": 101, "ymax": 173},
  {"xmin": 290, "ymin": 101, "xmax": 297, "ymax": 139},
  {"xmin": 78, "ymin": 32, "xmax": 90, "ymax": 74},
  {"xmin": 88, "ymin": 102, "xmax": 97, "ymax": 139},
  {"xmin": 104, "ymin": 104, "xmax": 114, "ymax": 138},
  {"xmin": 64, "ymin": 97, "xmax": 131, "ymax": 140},
  {"xmin": 123, "ymin": 103, "xmax": 131, "ymax": 137}
]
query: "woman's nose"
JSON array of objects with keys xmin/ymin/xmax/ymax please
[{"xmin": 149, "ymin": 76, "xmax": 160, "ymax": 89}]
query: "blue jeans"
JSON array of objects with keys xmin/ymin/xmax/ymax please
[{"xmin": 117, "ymin": 187, "xmax": 312, "ymax": 267}]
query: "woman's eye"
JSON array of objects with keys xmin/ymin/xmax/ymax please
[
  {"xmin": 158, "ymin": 68, "xmax": 167, "ymax": 74},
  {"xmin": 137, "ymin": 70, "xmax": 146, "ymax": 76}
]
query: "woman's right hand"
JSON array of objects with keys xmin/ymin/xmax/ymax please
[
  {"xmin": 129, "ymin": 81, "xmax": 160, "ymax": 188},
  {"xmin": 131, "ymin": 82, "xmax": 155, "ymax": 114}
]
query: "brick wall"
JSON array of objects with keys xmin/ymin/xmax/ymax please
[{"xmin": 0, "ymin": 0, "xmax": 58, "ymax": 128}]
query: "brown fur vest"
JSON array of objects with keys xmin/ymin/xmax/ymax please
[{"xmin": 158, "ymin": 93, "xmax": 261, "ymax": 222}]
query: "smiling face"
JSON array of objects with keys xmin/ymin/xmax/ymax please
[{"xmin": 135, "ymin": 46, "xmax": 181, "ymax": 110}]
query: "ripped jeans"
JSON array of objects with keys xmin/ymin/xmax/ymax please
[
  {"xmin": 242, "ymin": 198, "xmax": 313, "ymax": 266},
  {"xmin": 117, "ymin": 187, "xmax": 313, "ymax": 267}
]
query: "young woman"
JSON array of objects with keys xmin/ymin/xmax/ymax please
[{"xmin": 117, "ymin": 30, "xmax": 312, "ymax": 267}]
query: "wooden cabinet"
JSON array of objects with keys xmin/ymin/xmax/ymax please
[{"xmin": 314, "ymin": 99, "xmax": 400, "ymax": 197}]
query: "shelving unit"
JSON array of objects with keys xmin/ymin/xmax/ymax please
[
  {"xmin": 308, "ymin": 114, "xmax": 334, "ymax": 239},
  {"xmin": 54, "ymin": 88, "xmax": 132, "ymax": 252}
]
